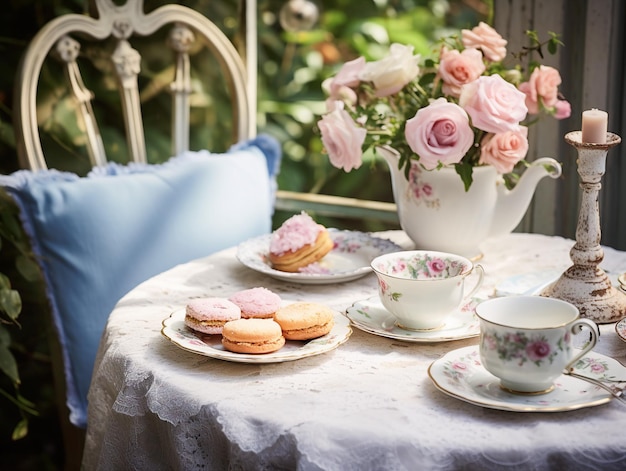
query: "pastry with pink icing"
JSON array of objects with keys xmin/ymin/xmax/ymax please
[
  {"xmin": 184, "ymin": 297, "xmax": 241, "ymax": 335},
  {"xmin": 269, "ymin": 212, "xmax": 334, "ymax": 272},
  {"xmin": 228, "ymin": 287, "xmax": 282, "ymax": 319}
]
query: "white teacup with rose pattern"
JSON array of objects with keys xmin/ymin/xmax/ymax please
[
  {"xmin": 370, "ymin": 250, "xmax": 484, "ymax": 331},
  {"xmin": 475, "ymin": 295, "xmax": 600, "ymax": 394}
]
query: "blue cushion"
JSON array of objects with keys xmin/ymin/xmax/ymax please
[{"xmin": 0, "ymin": 135, "xmax": 281, "ymax": 428}]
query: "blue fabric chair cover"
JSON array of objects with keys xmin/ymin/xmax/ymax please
[{"xmin": 0, "ymin": 135, "xmax": 281, "ymax": 428}]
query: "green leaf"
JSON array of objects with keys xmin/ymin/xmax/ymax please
[
  {"xmin": 455, "ymin": 162, "xmax": 474, "ymax": 192},
  {"xmin": 12, "ymin": 418, "xmax": 28, "ymax": 441},
  {"xmin": 547, "ymin": 38, "xmax": 557, "ymax": 55},
  {"xmin": 0, "ymin": 286, "xmax": 22, "ymax": 321},
  {"xmin": 0, "ymin": 119, "xmax": 15, "ymax": 148},
  {"xmin": 0, "ymin": 327, "xmax": 20, "ymax": 384},
  {"xmin": 16, "ymin": 391, "xmax": 37, "ymax": 410},
  {"xmin": 0, "ymin": 324, "xmax": 9, "ymax": 347},
  {"xmin": 15, "ymin": 254, "xmax": 41, "ymax": 282},
  {"xmin": 525, "ymin": 29, "xmax": 540, "ymax": 44},
  {"xmin": 0, "ymin": 272, "xmax": 9, "ymax": 290}
]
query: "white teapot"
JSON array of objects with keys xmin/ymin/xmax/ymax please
[{"xmin": 378, "ymin": 146, "xmax": 562, "ymax": 259}]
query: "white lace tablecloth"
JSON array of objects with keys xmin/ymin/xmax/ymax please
[{"xmin": 83, "ymin": 232, "xmax": 626, "ymax": 470}]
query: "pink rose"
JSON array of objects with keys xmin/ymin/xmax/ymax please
[
  {"xmin": 379, "ymin": 278, "xmax": 388, "ymax": 294},
  {"xmin": 461, "ymin": 22, "xmax": 507, "ymax": 62},
  {"xmin": 427, "ymin": 258, "xmax": 446, "ymax": 274},
  {"xmin": 392, "ymin": 260, "xmax": 407, "ymax": 273},
  {"xmin": 328, "ymin": 56, "xmax": 366, "ymax": 101},
  {"xmin": 359, "ymin": 43, "xmax": 420, "ymax": 97},
  {"xmin": 554, "ymin": 99, "xmax": 571, "ymax": 120},
  {"xmin": 324, "ymin": 98, "xmax": 341, "ymax": 112},
  {"xmin": 438, "ymin": 47, "xmax": 486, "ymax": 97},
  {"xmin": 589, "ymin": 362, "xmax": 606, "ymax": 374},
  {"xmin": 518, "ymin": 65, "xmax": 562, "ymax": 114},
  {"xmin": 404, "ymin": 98, "xmax": 474, "ymax": 170},
  {"xmin": 459, "ymin": 74, "xmax": 528, "ymax": 133},
  {"xmin": 318, "ymin": 102, "xmax": 367, "ymax": 172},
  {"xmin": 479, "ymin": 126, "xmax": 529, "ymax": 174},
  {"xmin": 525, "ymin": 340, "xmax": 551, "ymax": 361},
  {"xmin": 451, "ymin": 361, "xmax": 468, "ymax": 371},
  {"xmin": 323, "ymin": 81, "xmax": 357, "ymax": 106}
]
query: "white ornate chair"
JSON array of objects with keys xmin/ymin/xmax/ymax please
[
  {"xmin": 15, "ymin": 0, "xmax": 256, "ymax": 169},
  {"xmin": 3, "ymin": 1, "xmax": 280, "ymax": 469}
]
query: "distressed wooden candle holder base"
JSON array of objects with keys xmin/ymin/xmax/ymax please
[{"xmin": 541, "ymin": 131, "xmax": 626, "ymax": 324}]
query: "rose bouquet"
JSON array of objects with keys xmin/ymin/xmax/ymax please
[{"xmin": 317, "ymin": 22, "xmax": 570, "ymax": 190}]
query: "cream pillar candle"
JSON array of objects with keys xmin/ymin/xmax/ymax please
[{"xmin": 581, "ymin": 109, "xmax": 608, "ymax": 143}]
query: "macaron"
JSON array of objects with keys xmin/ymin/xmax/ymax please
[
  {"xmin": 221, "ymin": 318, "xmax": 285, "ymax": 354},
  {"xmin": 273, "ymin": 302, "xmax": 335, "ymax": 341},
  {"xmin": 184, "ymin": 297, "xmax": 241, "ymax": 335},
  {"xmin": 228, "ymin": 287, "xmax": 282, "ymax": 319}
]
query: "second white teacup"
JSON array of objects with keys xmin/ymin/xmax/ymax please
[
  {"xmin": 371, "ymin": 250, "xmax": 484, "ymax": 331},
  {"xmin": 475, "ymin": 295, "xmax": 600, "ymax": 394}
]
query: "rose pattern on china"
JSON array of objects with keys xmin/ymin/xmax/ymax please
[
  {"xmin": 375, "ymin": 253, "xmax": 468, "ymax": 304},
  {"xmin": 405, "ymin": 162, "xmax": 440, "ymax": 208},
  {"xmin": 374, "ymin": 253, "xmax": 467, "ymax": 281},
  {"xmin": 377, "ymin": 277, "xmax": 402, "ymax": 303},
  {"xmin": 480, "ymin": 329, "xmax": 569, "ymax": 367},
  {"xmin": 570, "ymin": 356, "xmax": 614, "ymax": 382},
  {"xmin": 442, "ymin": 350, "xmax": 481, "ymax": 382}
]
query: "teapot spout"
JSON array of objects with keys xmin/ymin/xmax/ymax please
[{"xmin": 490, "ymin": 157, "xmax": 562, "ymax": 238}]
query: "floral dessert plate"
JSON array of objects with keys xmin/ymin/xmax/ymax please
[
  {"xmin": 428, "ymin": 345, "xmax": 625, "ymax": 412},
  {"xmin": 345, "ymin": 296, "xmax": 481, "ymax": 343},
  {"xmin": 162, "ymin": 309, "xmax": 351, "ymax": 364},
  {"xmin": 616, "ymin": 318, "xmax": 626, "ymax": 343},
  {"xmin": 236, "ymin": 229, "xmax": 402, "ymax": 284}
]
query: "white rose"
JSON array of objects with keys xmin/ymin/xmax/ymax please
[{"xmin": 359, "ymin": 43, "xmax": 420, "ymax": 97}]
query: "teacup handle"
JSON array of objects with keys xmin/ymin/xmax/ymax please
[
  {"xmin": 563, "ymin": 318, "xmax": 600, "ymax": 373},
  {"xmin": 462, "ymin": 264, "xmax": 484, "ymax": 302}
]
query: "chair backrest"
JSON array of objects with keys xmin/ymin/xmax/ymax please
[
  {"xmin": 15, "ymin": 0, "xmax": 255, "ymax": 171},
  {"xmin": 5, "ymin": 1, "xmax": 279, "ymax": 469}
]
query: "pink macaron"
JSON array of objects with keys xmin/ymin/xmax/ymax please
[
  {"xmin": 184, "ymin": 297, "xmax": 241, "ymax": 335},
  {"xmin": 228, "ymin": 287, "xmax": 282, "ymax": 319}
]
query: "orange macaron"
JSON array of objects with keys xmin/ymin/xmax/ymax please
[
  {"xmin": 273, "ymin": 302, "xmax": 335, "ymax": 341},
  {"xmin": 221, "ymin": 318, "xmax": 285, "ymax": 354}
]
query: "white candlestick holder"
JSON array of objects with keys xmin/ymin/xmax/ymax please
[{"xmin": 541, "ymin": 130, "xmax": 625, "ymax": 324}]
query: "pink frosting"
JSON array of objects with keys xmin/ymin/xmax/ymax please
[
  {"xmin": 185, "ymin": 297, "xmax": 241, "ymax": 321},
  {"xmin": 270, "ymin": 212, "xmax": 323, "ymax": 255},
  {"xmin": 228, "ymin": 287, "xmax": 282, "ymax": 317}
]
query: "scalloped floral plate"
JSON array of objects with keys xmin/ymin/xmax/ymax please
[
  {"xmin": 345, "ymin": 296, "xmax": 481, "ymax": 343},
  {"xmin": 427, "ymin": 345, "xmax": 625, "ymax": 412},
  {"xmin": 161, "ymin": 308, "xmax": 351, "ymax": 364},
  {"xmin": 236, "ymin": 229, "xmax": 402, "ymax": 284}
]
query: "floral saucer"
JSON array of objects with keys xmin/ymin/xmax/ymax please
[
  {"xmin": 161, "ymin": 308, "xmax": 351, "ymax": 364},
  {"xmin": 616, "ymin": 318, "xmax": 626, "ymax": 343},
  {"xmin": 345, "ymin": 296, "xmax": 481, "ymax": 343},
  {"xmin": 236, "ymin": 229, "xmax": 402, "ymax": 284},
  {"xmin": 427, "ymin": 345, "xmax": 624, "ymax": 412}
]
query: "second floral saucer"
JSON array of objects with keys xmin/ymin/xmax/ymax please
[{"xmin": 345, "ymin": 296, "xmax": 481, "ymax": 343}]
